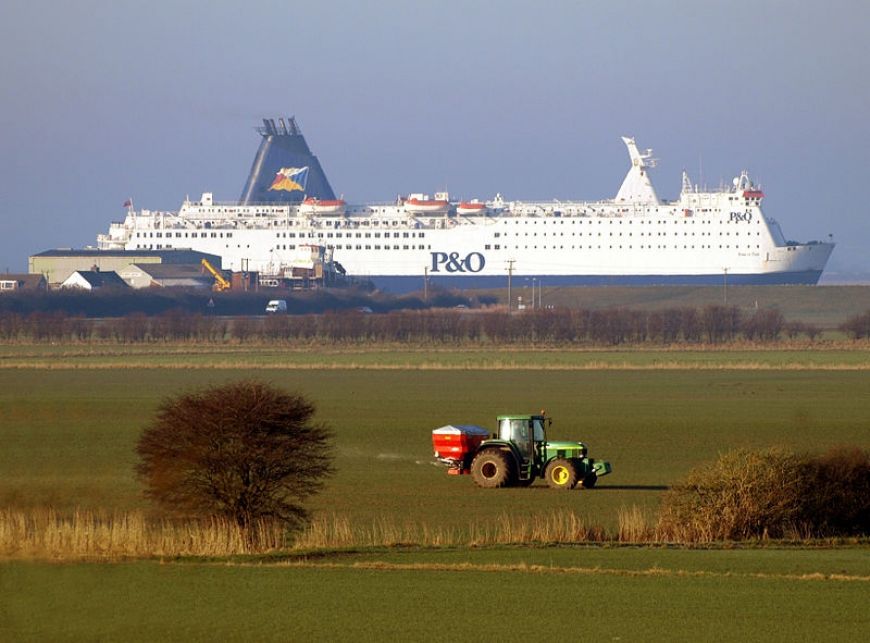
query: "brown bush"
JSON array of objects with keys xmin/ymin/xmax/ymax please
[
  {"xmin": 840, "ymin": 310, "xmax": 870, "ymax": 339},
  {"xmin": 136, "ymin": 381, "xmax": 333, "ymax": 533},
  {"xmin": 802, "ymin": 446, "xmax": 870, "ymax": 536},
  {"xmin": 658, "ymin": 446, "xmax": 870, "ymax": 542}
]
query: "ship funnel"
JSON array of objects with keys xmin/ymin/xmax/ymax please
[
  {"xmin": 615, "ymin": 136, "xmax": 660, "ymax": 205},
  {"xmin": 239, "ymin": 116, "xmax": 336, "ymax": 205}
]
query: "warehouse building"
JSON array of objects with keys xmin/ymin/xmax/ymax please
[{"xmin": 29, "ymin": 249, "xmax": 222, "ymax": 286}]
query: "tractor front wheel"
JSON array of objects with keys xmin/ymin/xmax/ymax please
[
  {"xmin": 471, "ymin": 451, "xmax": 515, "ymax": 488},
  {"xmin": 546, "ymin": 458, "xmax": 578, "ymax": 490}
]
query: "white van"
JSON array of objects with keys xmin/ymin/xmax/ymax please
[{"xmin": 265, "ymin": 299, "xmax": 288, "ymax": 314}]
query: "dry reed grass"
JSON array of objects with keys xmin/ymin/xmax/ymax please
[
  {"xmin": 293, "ymin": 512, "xmax": 611, "ymax": 549},
  {"xmin": 7, "ymin": 494, "xmax": 859, "ymax": 561},
  {"xmin": 3, "ymin": 360, "xmax": 870, "ymax": 371},
  {"xmin": 2, "ymin": 508, "xmax": 655, "ymax": 560},
  {"xmin": 0, "ymin": 508, "xmax": 288, "ymax": 560},
  {"xmin": 617, "ymin": 505, "xmax": 657, "ymax": 542}
]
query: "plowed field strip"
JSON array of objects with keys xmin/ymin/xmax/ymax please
[
  {"xmin": 3, "ymin": 361, "xmax": 870, "ymax": 370},
  {"xmin": 244, "ymin": 560, "xmax": 870, "ymax": 582}
]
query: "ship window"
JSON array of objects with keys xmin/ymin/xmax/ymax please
[
  {"xmin": 156, "ymin": 233, "xmax": 162, "ymax": 238},
  {"xmin": 485, "ymin": 245, "xmax": 491, "ymax": 250},
  {"xmin": 211, "ymin": 233, "xmax": 217, "ymax": 238},
  {"xmin": 495, "ymin": 245, "xmax": 500, "ymax": 250}
]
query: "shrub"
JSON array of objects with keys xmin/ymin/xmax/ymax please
[
  {"xmin": 658, "ymin": 446, "xmax": 870, "ymax": 542},
  {"xmin": 803, "ymin": 446, "xmax": 870, "ymax": 536},
  {"xmin": 841, "ymin": 310, "xmax": 870, "ymax": 339},
  {"xmin": 136, "ymin": 381, "xmax": 333, "ymax": 534}
]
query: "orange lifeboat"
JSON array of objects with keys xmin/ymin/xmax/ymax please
[
  {"xmin": 404, "ymin": 196, "xmax": 450, "ymax": 214},
  {"xmin": 457, "ymin": 200, "xmax": 488, "ymax": 215},
  {"xmin": 299, "ymin": 197, "xmax": 347, "ymax": 215}
]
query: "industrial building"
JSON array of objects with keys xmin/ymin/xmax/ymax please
[{"xmin": 29, "ymin": 249, "xmax": 222, "ymax": 286}]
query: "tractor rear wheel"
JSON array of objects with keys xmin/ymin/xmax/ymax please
[
  {"xmin": 546, "ymin": 458, "xmax": 578, "ymax": 490},
  {"xmin": 471, "ymin": 450, "xmax": 515, "ymax": 488}
]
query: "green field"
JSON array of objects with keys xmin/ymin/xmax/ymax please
[
  {"xmin": 3, "ymin": 547, "xmax": 868, "ymax": 641},
  {"xmin": 2, "ymin": 362, "xmax": 869, "ymax": 526},
  {"xmin": 1, "ymin": 346, "xmax": 868, "ymax": 638},
  {"xmin": 3, "ymin": 343, "xmax": 870, "ymax": 370},
  {"xmin": 472, "ymin": 284, "xmax": 870, "ymax": 327}
]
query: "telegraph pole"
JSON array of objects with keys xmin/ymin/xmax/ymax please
[
  {"xmin": 423, "ymin": 266, "xmax": 429, "ymax": 302},
  {"xmin": 506, "ymin": 259, "xmax": 515, "ymax": 312}
]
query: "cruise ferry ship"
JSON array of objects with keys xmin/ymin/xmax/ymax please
[{"xmin": 97, "ymin": 117, "xmax": 834, "ymax": 291}]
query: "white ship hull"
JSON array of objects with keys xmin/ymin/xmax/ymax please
[{"xmin": 97, "ymin": 134, "xmax": 834, "ymax": 291}]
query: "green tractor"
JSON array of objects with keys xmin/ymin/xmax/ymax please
[{"xmin": 432, "ymin": 414, "xmax": 612, "ymax": 489}]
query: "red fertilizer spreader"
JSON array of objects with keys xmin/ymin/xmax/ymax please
[{"xmin": 431, "ymin": 424, "xmax": 491, "ymax": 475}]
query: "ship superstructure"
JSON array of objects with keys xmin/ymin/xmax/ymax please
[{"xmin": 97, "ymin": 118, "xmax": 834, "ymax": 291}]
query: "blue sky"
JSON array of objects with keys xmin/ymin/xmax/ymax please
[{"xmin": 1, "ymin": 0, "xmax": 868, "ymax": 276}]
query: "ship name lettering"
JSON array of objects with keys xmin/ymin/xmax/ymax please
[
  {"xmin": 430, "ymin": 251, "xmax": 486, "ymax": 273},
  {"xmin": 729, "ymin": 211, "xmax": 753, "ymax": 223}
]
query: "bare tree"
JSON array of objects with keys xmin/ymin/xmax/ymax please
[{"xmin": 136, "ymin": 381, "xmax": 333, "ymax": 531}]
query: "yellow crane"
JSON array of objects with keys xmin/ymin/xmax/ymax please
[{"xmin": 201, "ymin": 258, "xmax": 231, "ymax": 291}]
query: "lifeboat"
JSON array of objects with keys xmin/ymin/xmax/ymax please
[
  {"xmin": 457, "ymin": 200, "xmax": 488, "ymax": 215},
  {"xmin": 299, "ymin": 197, "xmax": 347, "ymax": 215},
  {"xmin": 404, "ymin": 194, "xmax": 450, "ymax": 214}
]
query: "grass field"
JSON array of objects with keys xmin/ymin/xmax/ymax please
[
  {"xmin": 3, "ymin": 343, "xmax": 870, "ymax": 370},
  {"xmin": 3, "ymin": 547, "xmax": 868, "ymax": 641},
  {"xmin": 470, "ymin": 284, "xmax": 870, "ymax": 327},
  {"xmin": 1, "ymin": 345, "xmax": 868, "ymax": 638},
  {"xmin": 2, "ymin": 361, "xmax": 869, "ymax": 527}
]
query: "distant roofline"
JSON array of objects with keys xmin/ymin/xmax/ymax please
[{"xmin": 32, "ymin": 249, "xmax": 218, "ymax": 258}]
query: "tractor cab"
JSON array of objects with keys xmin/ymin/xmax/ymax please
[
  {"xmin": 498, "ymin": 415, "xmax": 546, "ymax": 455},
  {"xmin": 497, "ymin": 414, "xmax": 549, "ymax": 481}
]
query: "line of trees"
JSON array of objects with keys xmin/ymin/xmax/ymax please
[{"xmin": 0, "ymin": 305, "xmax": 844, "ymax": 345}]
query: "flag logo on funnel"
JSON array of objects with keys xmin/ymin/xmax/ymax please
[{"xmin": 269, "ymin": 166, "xmax": 309, "ymax": 192}]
